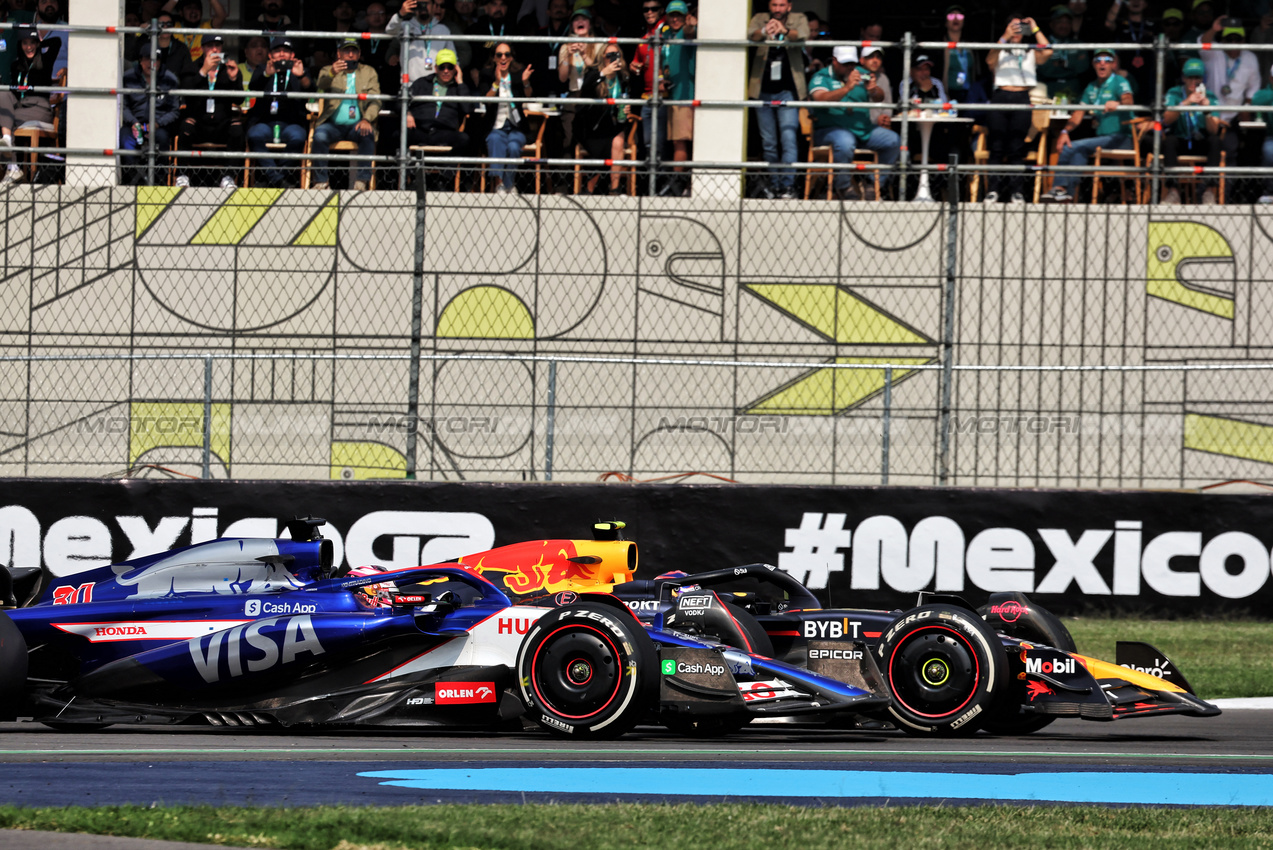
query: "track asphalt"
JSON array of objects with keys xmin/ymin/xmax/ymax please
[{"xmin": 0, "ymin": 711, "xmax": 1270, "ymax": 807}]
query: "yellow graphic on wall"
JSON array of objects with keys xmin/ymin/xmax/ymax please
[
  {"xmin": 437, "ymin": 286, "xmax": 535, "ymax": 338},
  {"xmin": 1147, "ymin": 221, "xmax": 1235, "ymax": 319},
  {"xmin": 746, "ymin": 357, "xmax": 934, "ymax": 416},
  {"xmin": 1184, "ymin": 413, "xmax": 1273, "ymax": 465},
  {"xmin": 129, "ymin": 401, "xmax": 231, "ymax": 466},
  {"xmin": 331, "ymin": 441, "xmax": 408, "ymax": 480},
  {"xmin": 191, "ymin": 188, "xmax": 284, "ymax": 245},
  {"xmin": 744, "ymin": 283, "xmax": 930, "ymax": 344},
  {"xmin": 292, "ymin": 194, "xmax": 339, "ymax": 247},
  {"xmin": 135, "ymin": 186, "xmax": 182, "ymax": 239}
]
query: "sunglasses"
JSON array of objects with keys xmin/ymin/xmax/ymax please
[
  {"xmin": 946, "ymin": 11, "xmax": 964, "ymax": 20},
  {"xmin": 159, "ymin": 20, "xmax": 173, "ymax": 27},
  {"xmin": 643, "ymin": 4, "xmax": 661, "ymax": 10},
  {"xmin": 438, "ymin": 62, "xmax": 456, "ymax": 69},
  {"xmin": 494, "ymin": 50, "xmax": 513, "ymax": 57},
  {"xmin": 1094, "ymin": 57, "xmax": 1115, "ymax": 63}
]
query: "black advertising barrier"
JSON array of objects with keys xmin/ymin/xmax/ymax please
[{"xmin": 3, "ymin": 478, "xmax": 1273, "ymax": 616}]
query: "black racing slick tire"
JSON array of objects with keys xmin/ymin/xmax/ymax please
[
  {"xmin": 0, "ymin": 612, "xmax": 27, "ymax": 718},
  {"xmin": 517, "ymin": 602, "xmax": 659, "ymax": 739},
  {"xmin": 878, "ymin": 605, "xmax": 1006, "ymax": 737}
]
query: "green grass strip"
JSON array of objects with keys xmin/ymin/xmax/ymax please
[
  {"xmin": 5, "ymin": 804, "xmax": 1273, "ymax": 850},
  {"xmin": 1063, "ymin": 618, "xmax": 1273, "ymax": 699}
]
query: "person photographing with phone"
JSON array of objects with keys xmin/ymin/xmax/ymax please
[
  {"xmin": 576, "ymin": 45, "xmax": 633, "ymax": 194},
  {"xmin": 388, "ymin": 0, "xmax": 456, "ymax": 84},
  {"xmin": 310, "ymin": 38, "xmax": 381, "ymax": 191},
  {"xmin": 174, "ymin": 35, "xmax": 244, "ymax": 189},
  {"xmin": 245, "ymin": 36, "xmax": 314, "ymax": 188},
  {"xmin": 984, "ymin": 11, "xmax": 1052, "ymax": 202},
  {"xmin": 1160, "ymin": 57, "xmax": 1222, "ymax": 204}
]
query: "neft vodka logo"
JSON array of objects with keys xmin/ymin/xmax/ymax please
[
  {"xmin": 778, "ymin": 513, "xmax": 1273, "ymax": 599},
  {"xmin": 188, "ymin": 615, "xmax": 326, "ymax": 683}
]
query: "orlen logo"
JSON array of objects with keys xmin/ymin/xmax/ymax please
[
  {"xmin": 1025, "ymin": 656, "xmax": 1076, "ymax": 675},
  {"xmin": 989, "ymin": 601, "xmax": 1026, "ymax": 623},
  {"xmin": 498, "ymin": 617, "xmax": 532, "ymax": 635},
  {"xmin": 436, "ymin": 682, "xmax": 497, "ymax": 704}
]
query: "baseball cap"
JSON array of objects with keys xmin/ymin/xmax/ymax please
[
  {"xmin": 1182, "ymin": 57, "xmax": 1206, "ymax": 76},
  {"xmin": 665, "ymin": 0, "xmax": 688, "ymax": 13},
  {"xmin": 435, "ymin": 47, "xmax": 459, "ymax": 67},
  {"xmin": 1162, "ymin": 8, "xmax": 1184, "ymax": 20},
  {"xmin": 912, "ymin": 53, "xmax": 934, "ymax": 67},
  {"xmin": 338, "ymin": 37, "xmax": 361, "ymax": 50},
  {"xmin": 570, "ymin": 6, "xmax": 591, "ymax": 18},
  {"xmin": 1191, "ymin": 0, "xmax": 1212, "ymax": 8},
  {"xmin": 861, "ymin": 45, "xmax": 884, "ymax": 59},
  {"xmin": 269, "ymin": 36, "xmax": 295, "ymax": 50},
  {"xmin": 945, "ymin": 4, "xmax": 965, "ymax": 13},
  {"xmin": 1222, "ymin": 19, "xmax": 1246, "ymax": 39},
  {"xmin": 13, "ymin": 24, "xmax": 37, "ymax": 41},
  {"xmin": 1093, "ymin": 47, "xmax": 1117, "ymax": 60},
  {"xmin": 832, "ymin": 45, "xmax": 858, "ymax": 64},
  {"xmin": 203, "ymin": 35, "xmax": 225, "ymax": 47},
  {"xmin": 1050, "ymin": 4, "xmax": 1072, "ymax": 18}
]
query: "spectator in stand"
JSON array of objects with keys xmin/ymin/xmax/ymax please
[
  {"xmin": 1102, "ymin": 0, "xmax": 1155, "ymax": 100},
  {"xmin": 163, "ymin": 0, "xmax": 226, "ymax": 64},
  {"xmin": 388, "ymin": 0, "xmax": 455, "ymax": 84},
  {"xmin": 120, "ymin": 42, "xmax": 180, "ymax": 185},
  {"xmin": 576, "ymin": 42, "xmax": 633, "ymax": 194},
  {"xmin": 437, "ymin": 0, "xmax": 473, "ymax": 72},
  {"xmin": 558, "ymin": 8, "xmax": 604, "ymax": 159},
  {"xmin": 860, "ymin": 45, "xmax": 891, "ymax": 131},
  {"xmin": 472, "ymin": 0, "xmax": 512, "ymax": 78},
  {"xmin": 0, "ymin": 25, "xmax": 58, "ymax": 186},
  {"xmin": 240, "ymin": 36, "xmax": 269, "ymax": 82},
  {"xmin": 660, "ymin": 0, "xmax": 695, "ymax": 195},
  {"xmin": 630, "ymin": 0, "xmax": 667, "ymax": 161},
  {"xmin": 0, "ymin": 0, "xmax": 35, "ymax": 88},
  {"xmin": 477, "ymin": 41, "xmax": 533, "ymax": 194},
  {"xmin": 246, "ymin": 36, "xmax": 314, "ymax": 188},
  {"xmin": 1162, "ymin": 57, "xmax": 1221, "ymax": 204},
  {"xmin": 803, "ymin": 10, "xmax": 831, "ymax": 76},
  {"xmin": 1038, "ymin": 5, "xmax": 1089, "ymax": 101},
  {"xmin": 361, "ymin": 2, "xmax": 399, "ymax": 85},
  {"xmin": 310, "ymin": 38, "xmax": 381, "ymax": 191},
  {"xmin": 1252, "ymin": 66, "xmax": 1273, "ymax": 202},
  {"xmin": 1198, "ymin": 17, "xmax": 1259, "ymax": 182},
  {"xmin": 747, "ymin": 0, "xmax": 809, "ymax": 199},
  {"xmin": 152, "ymin": 12, "xmax": 195, "ymax": 80},
  {"xmin": 906, "ymin": 53, "xmax": 958, "ymax": 198},
  {"xmin": 984, "ymin": 13, "xmax": 1052, "ymax": 203},
  {"xmin": 257, "ymin": 0, "xmax": 292, "ymax": 32},
  {"xmin": 455, "ymin": 0, "xmax": 481, "ymax": 30},
  {"xmin": 808, "ymin": 45, "xmax": 900, "ymax": 200},
  {"xmin": 333, "ymin": 0, "xmax": 357, "ymax": 33},
  {"xmin": 33, "ymin": 0, "xmax": 65, "ymax": 80},
  {"xmin": 1161, "ymin": 8, "xmax": 1193, "ymax": 83},
  {"xmin": 1043, "ymin": 47, "xmax": 1133, "ymax": 203},
  {"xmin": 1183, "ymin": 0, "xmax": 1214, "ymax": 43},
  {"xmin": 941, "ymin": 5, "xmax": 976, "ymax": 103},
  {"xmin": 407, "ymin": 46, "xmax": 472, "ymax": 154},
  {"xmin": 529, "ymin": 0, "xmax": 570, "ymax": 99},
  {"xmin": 175, "ymin": 35, "xmax": 244, "ymax": 189},
  {"xmin": 516, "ymin": 0, "xmax": 549, "ymax": 30}
]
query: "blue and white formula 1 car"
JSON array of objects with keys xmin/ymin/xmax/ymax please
[{"xmin": 0, "ymin": 519, "xmax": 888, "ymax": 738}]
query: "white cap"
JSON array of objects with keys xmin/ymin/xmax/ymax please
[
  {"xmin": 832, "ymin": 45, "xmax": 858, "ymax": 64},
  {"xmin": 862, "ymin": 45, "xmax": 884, "ymax": 59}
]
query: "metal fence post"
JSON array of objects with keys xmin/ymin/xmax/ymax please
[
  {"xmin": 882, "ymin": 365, "xmax": 892, "ymax": 485},
  {"xmin": 648, "ymin": 26, "xmax": 663, "ymax": 196},
  {"xmin": 938, "ymin": 153, "xmax": 959, "ymax": 485},
  {"xmin": 202, "ymin": 355, "xmax": 212, "ymax": 479},
  {"xmin": 545, "ymin": 359, "xmax": 557, "ymax": 481},
  {"xmin": 898, "ymin": 31, "xmax": 913, "ymax": 194},
  {"xmin": 406, "ymin": 158, "xmax": 426, "ymax": 480},
  {"xmin": 1151, "ymin": 33, "xmax": 1165, "ymax": 204},
  {"xmin": 398, "ymin": 31, "xmax": 412, "ymax": 189},
  {"xmin": 146, "ymin": 19, "xmax": 159, "ymax": 186}
]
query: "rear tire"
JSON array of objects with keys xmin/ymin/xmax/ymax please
[
  {"xmin": 879, "ymin": 605, "xmax": 1005, "ymax": 737},
  {"xmin": 517, "ymin": 602, "xmax": 658, "ymax": 739}
]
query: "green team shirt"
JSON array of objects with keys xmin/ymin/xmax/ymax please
[
  {"xmin": 808, "ymin": 65, "xmax": 873, "ymax": 141},
  {"xmin": 1080, "ymin": 73, "xmax": 1133, "ymax": 136},
  {"xmin": 1165, "ymin": 84, "xmax": 1219, "ymax": 140}
]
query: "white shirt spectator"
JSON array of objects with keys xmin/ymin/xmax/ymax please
[
  {"xmin": 386, "ymin": 12, "xmax": 455, "ymax": 82},
  {"xmin": 1197, "ymin": 41, "xmax": 1260, "ymax": 122},
  {"xmin": 992, "ymin": 47, "xmax": 1038, "ymax": 88}
]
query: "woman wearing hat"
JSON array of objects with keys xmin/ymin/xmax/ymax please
[{"xmin": 0, "ymin": 26, "xmax": 60, "ymax": 186}]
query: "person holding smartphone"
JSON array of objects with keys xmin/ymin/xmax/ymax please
[
  {"xmin": 984, "ymin": 11, "xmax": 1052, "ymax": 202},
  {"xmin": 310, "ymin": 38, "xmax": 381, "ymax": 191},
  {"xmin": 576, "ymin": 45, "xmax": 633, "ymax": 194},
  {"xmin": 175, "ymin": 35, "xmax": 245, "ymax": 189}
]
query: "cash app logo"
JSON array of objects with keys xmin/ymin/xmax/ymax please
[{"xmin": 661, "ymin": 659, "xmax": 676, "ymax": 676}]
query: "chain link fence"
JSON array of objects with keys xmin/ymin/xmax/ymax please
[{"xmin": 4, "ymin": 174, "xmax": 1273, "ymax": 487}]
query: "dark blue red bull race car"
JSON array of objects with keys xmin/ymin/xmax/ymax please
[{"xmin": 0, "ymin": 519, "xmax": 890, "ymax": 738}]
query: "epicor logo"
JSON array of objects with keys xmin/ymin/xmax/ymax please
[
  {"xmin": 1024, "ymin": 656, "xmax": 1077, "ymax": 676},
  {"xmin": 808, "ymin": 648, "xmax": 863, "ymax": 660}
]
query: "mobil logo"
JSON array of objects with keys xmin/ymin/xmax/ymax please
[
  {"xmin": 1024, "ymin": 655, "xmax": 1077, "ymax": 676},
  {"xmin": 435, "ymin": 682, "xmax": 497, "ymax": 704},
  {"xmin": 498, "ymin": 617, "xmax": 533, "ymax": 635}
]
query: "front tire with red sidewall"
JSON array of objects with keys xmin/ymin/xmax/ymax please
[
  {"xmin": 879, "ymin": 605, "xmax": 1006, "ymax": 737},
  {"xmin": 517, "ymin": 602, "xmax": 658, "ymax": 739}
]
